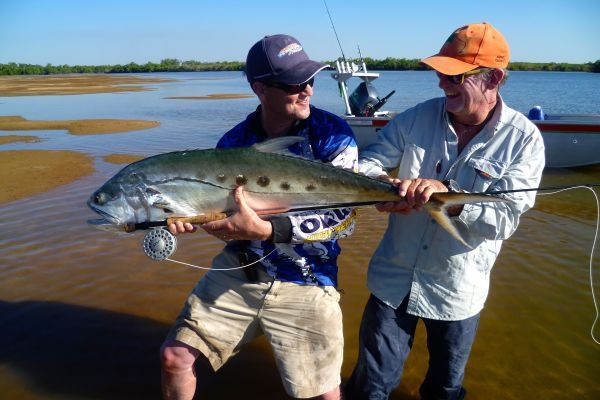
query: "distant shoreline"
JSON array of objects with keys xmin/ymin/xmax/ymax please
[{"xmin": 1, "ymin": 58, "xmax": 598, "ymax": 75}]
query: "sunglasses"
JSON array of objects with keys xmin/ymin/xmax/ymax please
[
  {"xmin": 265, "ymin": 77, "xmax": 315, "ymax": 94},
  {"xmin": 436, "ymin": 68, "xmax": 488, "ymax": 85}
]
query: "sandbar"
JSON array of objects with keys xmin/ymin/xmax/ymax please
[
  {"xmin": 0, "ymin": 150, "xmax": 94, "ymax": 204},
  {"xmin": 102, "ymin": 154, "xmax": 145, "ymax": 164},
  {"xmin": 0, "ymin": 135, "xmax": 42, "ymax": 145},
  {"xmin": 0, "ymin": 116, "xmax": 160, "ymax": 135},
  {"xmin": 0, "ymin": 74, "xmax": 176, "ymax": 97},
  {"xmin": 164, "ymin": 93, "xmax": 253, "ymax": 100}
]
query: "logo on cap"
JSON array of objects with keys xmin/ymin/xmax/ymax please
[{"xmin": 278, "ymin": 43, "xmax": 303, "ymax": 58}]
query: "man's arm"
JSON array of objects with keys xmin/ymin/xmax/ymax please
[{"xmin": 455, "ymin": 133, "xmax": 546, "ymax": 242}]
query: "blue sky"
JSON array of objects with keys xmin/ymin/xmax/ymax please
[{"xmin": 1, "ymin": 0, "xmax": 598, "ymax": 65}]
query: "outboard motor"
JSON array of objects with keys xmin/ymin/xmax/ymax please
[
  {"xmin": 528, "ymin": 105, "xmax": 545, "ymax": 120},
  {"xmin": 349, "ymin": 82, "xmax": 395, "ymax": 117}
]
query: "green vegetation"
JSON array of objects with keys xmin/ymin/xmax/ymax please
[
  {"xmin": 509, "ymin": 60, "xmax": 600, "ymax": 72},
  {"xmin": 348, "ymin": 57, "xmax": 600, "ymax": 73},
  {"xmin": 0, "ymin": 59, "xmax": 245, "ymax": 75},
  {"xmin": 1, "ymin": 58, "xmax": 598, "ymax": 75}
]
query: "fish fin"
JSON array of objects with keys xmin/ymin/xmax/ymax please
[
  {"xmin": 425, "ymin": 204, "xmax": 471, "ymax": 248},
  {"xmin": 252, "ymin": 137, "xmax": 306, "ymax": 154},
  {"xmin": 426, "ymin": 192, "xmax": 512, "ymax": 248}
]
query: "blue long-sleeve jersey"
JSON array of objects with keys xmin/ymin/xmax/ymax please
[{"xmin": 217, "ymin": 105, "xmax": 358, "ymax": 286}]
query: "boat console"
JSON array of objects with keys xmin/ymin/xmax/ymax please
[{"xmin": 331, "ymin": 59, "xmax": 395, "ymax": 117}]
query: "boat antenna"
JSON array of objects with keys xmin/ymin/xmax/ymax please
[
  {"xmin": 323, "ymin": 0, "xmax": 346, "ymax": 61},
  {"xmin": 358, "ymin": 44, "xmax": 363, "ymax": 62}
]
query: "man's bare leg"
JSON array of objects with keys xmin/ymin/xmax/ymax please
[
  {"xmin": 160, "ymin": 340, "xmax": 201, "ymax": 400},
  {"xmin": 318, "ymin": 385, "xmax": 341, "ymax": 400}
]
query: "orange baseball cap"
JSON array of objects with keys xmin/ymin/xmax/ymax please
[{"xmin": 421, "ymin": 22, "xmax": 510, "ymax": 75}]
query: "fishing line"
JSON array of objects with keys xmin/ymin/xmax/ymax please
[
  {"xmin": 536, "ymin": 185, "xmax": 600, "ymax": 345},
  {"xmin": 474, "ymin": 182, "xmax": 600, "ymax": 196},
  {"xmin": 135, "ymin": 182, "xmax": 599, "ymax": 341},
  {"xmin": 164, "ymin": 248, "xmax": 276, "ymax": 271}
]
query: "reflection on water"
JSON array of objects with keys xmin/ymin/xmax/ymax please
[{"xmin": 1, "ymin": 72, "xmax": 599, "ymax": 399}]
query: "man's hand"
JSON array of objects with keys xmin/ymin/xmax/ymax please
[
  {"xmin": 375, "ymin": 176, "xmax": 448, "ymax": 214},
  {"xmin": 168, "ymin": 221, "xmax": 197, "ymax": 235},
  {"xmin": 201, "ymin": 186, "xmax": 273, "ymax": 242}
]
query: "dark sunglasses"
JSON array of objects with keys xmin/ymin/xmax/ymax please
[
  {"xmin": 436, "ymin": 68, "xmax": 488, "ymax": 85},
  {"xmin": 265, "ymin": 77, "xmax": 315, "ymax": 94}
]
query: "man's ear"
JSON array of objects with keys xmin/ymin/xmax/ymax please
[
  {"xmin": 488, "ymin": 69, "xmax": 505, "ymax": 87},
  {"xmin": 251, "ymin": 81, "xmax": 266, "ymax": 97}
]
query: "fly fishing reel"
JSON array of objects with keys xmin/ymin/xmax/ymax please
[{"xmin": 143, "ymin": 228, "xmax": 178, "ymax": 261}]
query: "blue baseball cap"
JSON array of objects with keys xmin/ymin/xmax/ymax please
[{"xmin": 246, "ymin": 34, "xmax": 328, "ymax": 85}]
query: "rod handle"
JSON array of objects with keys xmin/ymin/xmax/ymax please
[{"xmin": 166, "ymin": 213, "xmax": 228, "ymax": 226}]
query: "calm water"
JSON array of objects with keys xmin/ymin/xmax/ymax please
[{"xmin": 1, "ymin": 71, "xmax": 599, "ymax": 399}]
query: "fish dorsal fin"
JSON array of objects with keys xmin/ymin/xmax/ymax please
[{"xmin": 252, "ymin": 136, "xmax": 305, "ymax": 154}]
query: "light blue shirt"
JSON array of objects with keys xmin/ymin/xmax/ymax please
[{"xmin": 358, "ymin": 96, "xmax": 545, "ymax": 320}]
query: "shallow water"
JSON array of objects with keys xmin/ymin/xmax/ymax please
[{"xmin": 1, "ymin": 71, "xmax": 599, "ymax": 399}]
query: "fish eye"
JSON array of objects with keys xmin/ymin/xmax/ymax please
[{"xmin": 94, "ymin": 192, "xmax": 110, "ymax": 205}]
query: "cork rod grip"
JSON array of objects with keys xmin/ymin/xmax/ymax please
[{"xmin": 166, "ymin": 212, "xmax": 229, "ymax": 226}]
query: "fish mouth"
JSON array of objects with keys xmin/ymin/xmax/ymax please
[{"xmin": 87, "ymin": 202, "xmax": 121, "ymax": 226}]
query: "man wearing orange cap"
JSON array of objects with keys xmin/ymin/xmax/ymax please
[{"xmin": 346, "ymin": 23, "xmax": 545, "ymax": 399}]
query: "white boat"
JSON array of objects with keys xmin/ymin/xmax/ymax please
[{"xmin": 331, "ymin": 60, "xmax": 600, "ymax": 168}]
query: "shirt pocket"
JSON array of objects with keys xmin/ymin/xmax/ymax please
[
  {"xmin": 398, "ymin": 143, "xmax": 426, "ymax": 179},
  {"xmin": 467, "ymin": 156, "xmax": 507, "ymax": 192}
]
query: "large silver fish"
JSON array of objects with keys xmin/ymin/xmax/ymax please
[{"xmin": 88, "ymin": 137, "xmax": 509, "ymax": 246}]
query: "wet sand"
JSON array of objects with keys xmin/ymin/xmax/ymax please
[
  {"xmin": 0, "ymin": 116, "xmax": 160, "ymax": 135},
  {"xmin": 0, "ymin": 74, "xmax": 175, "ymax": 96},
  {"xmin": 102, "ymin": 154, "xmax": 145, "ymax": 164},
  {"xmin": 0, "ymin": 135, "xmax": 41, "ymax": 145},
  {"xmin": 0, "ymin": 150, "xmax": 94, "ymax": 204},
  {"xmin": 164, "ymin": 93, "xmax": 254, "ymax": 100}
]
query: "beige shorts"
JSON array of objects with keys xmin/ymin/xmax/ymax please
[{"xmin": 168, "ymin": 249, "xmax": 343, "ymax": 398}]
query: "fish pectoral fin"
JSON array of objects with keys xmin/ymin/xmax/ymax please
[
  {"xmin": 425, "ymin": 192, "xmax": 511, "ymax": 248},
  {"xmin": 150, "ymin": 200, "xmax": 174, "ymax": 214}
]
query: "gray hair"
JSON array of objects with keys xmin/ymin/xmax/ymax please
[{"xmin": 480, "ymin": 68, "xmax": 509, "ymax": 87}]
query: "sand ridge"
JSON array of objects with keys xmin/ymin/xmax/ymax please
[
  {"xmin": 0, "ymin": 150, "xmax": 95, "ymax": 204},
  {"xmin": 0, "ymin": 116, "xmax": 160, "ymax": 135},
  {"xmin": 0, "ymin": 74, "xmax": 176, "ymax": 96}
]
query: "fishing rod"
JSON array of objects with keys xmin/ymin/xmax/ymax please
[
  {"xmin": 119, "ymin": 182, "xmax": 600, "ymax": 260},
  {"xmin": 323, "ymin": 0, "xmax": 346, "ymax": 61},
  {"xmin": 126, "ymin": 182, "xmax": 600, "ymax": 232},
  {"xmin": 124, "ymin": 212, "xmax": 229, "ymax": 232}
]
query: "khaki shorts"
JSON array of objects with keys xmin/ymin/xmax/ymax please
[{"xmin": 168, "ymin": 249, "xmax": 343, "ymax": 398}]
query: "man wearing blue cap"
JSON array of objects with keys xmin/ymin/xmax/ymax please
[{"xmin": 160, "ymin": 34, "xmax": 358, "ymax": 400}]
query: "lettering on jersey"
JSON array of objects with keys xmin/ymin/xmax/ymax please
[
  {"xmin": 305, "ymin": 210, "xmax": 357, "ymax": 241},
  {"xmin": 299, "ymin": 208, "xmax": 353, "ymax": 234}
]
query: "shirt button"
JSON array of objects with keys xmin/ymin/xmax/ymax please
[{"xmin": 422, "ymin": 245, "xmax": 428, "ymax": 250}]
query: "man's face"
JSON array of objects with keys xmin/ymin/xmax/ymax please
[
  {"xmin": 437, "ymin": 70, "xmax": 491, "ymax": 118},
  {"xmin": 257, "ymin": 80, "xmax": 314, "ymax": 121}
]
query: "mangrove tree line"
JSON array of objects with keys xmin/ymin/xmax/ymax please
[{"xmin": 1, "ymin": 58, "xmax": 598, "ymax": 75}]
